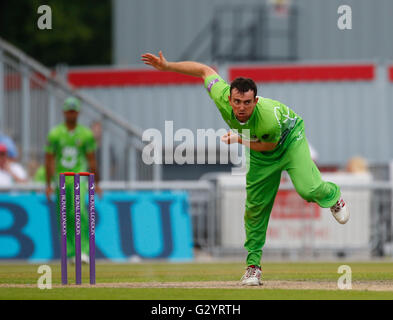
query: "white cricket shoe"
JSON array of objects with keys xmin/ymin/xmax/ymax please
[
  {"xmin": 240, "ymin": 265, "xmax": 262, "ymax": 286},
  {"xmin": 330, "ymin": 197, "xmax": 349, "ymax": 224},
  {"xmin": 81, "ymin": 253, "xmax": 90, "ymax": 265},
  {"xmin": 68, "ymin": 254, "xmax": 89, "ymax": 265}
]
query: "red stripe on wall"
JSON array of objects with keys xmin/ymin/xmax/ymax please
[
  {"xmin": 229, "ymin": 64, "xmax": 375, "ymax": 83},
  {"xmin": 388, "ymin": 66, "xmax": 393, "ymax": 82},
  {"xmin": 1, "ymin": 65, "xmax": 378, "ymax": 91},
  {"xmin": 68, "ymin": 69, "xmax": 204, "ymax": 87},
  {"xmin": 4, "ymin": 72, "xmax": 51, "ymax": 91}
]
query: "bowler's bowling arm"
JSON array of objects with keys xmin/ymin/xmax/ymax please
[
  {"xmin": 165, "ymin": 61, "xmax": 217, "ymax": 80},
  {"xmin": 141, "ymin": 51, "xmax": 217, "ymax": 80}
]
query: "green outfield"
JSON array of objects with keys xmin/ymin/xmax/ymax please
[{"xmin": 0, "ymin": 261, "xmax": 393, "ymax": 300}]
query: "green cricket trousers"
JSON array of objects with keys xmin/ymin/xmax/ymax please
[{"xmin": 244, "ymin": 119, "xmax": 340, "ymax": 266}]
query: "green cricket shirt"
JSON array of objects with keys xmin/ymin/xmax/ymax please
[
  {"xmin": 45, "ymin": 123, "xmax": 97, "ymax": 175},
  {"xmin": 204, "ymin": 75, "xmax": 301, "ymax": 145}
]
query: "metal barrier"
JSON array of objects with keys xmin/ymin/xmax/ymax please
[
  {"xmin": 98, "ymin": 180, "xmax": 217, "ymax": 251},
  {"xmin": 2, "ymin": 179, "xmax": 393, "ymax": 259},
  {"xmin": 0, "ymin": 37, "xmax": 161, "ymax": 181},
  {"xmin": 215, "ymin": 177, "xmax": 393, "ymax": 260},
  {"xmin": 0, "ymin": 180, "xmax": 392, "ymax": 259},
  {"xmin": 0, "ymin": 180, "xmax": 216, "ymax": 254}
]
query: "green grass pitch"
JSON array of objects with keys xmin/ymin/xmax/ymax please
[{"xmin": 0, "ymin": 261, "xmax": 393, "ymax": 300}]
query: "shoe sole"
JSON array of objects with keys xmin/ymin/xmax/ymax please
[
  {"xmin": 332, "ymin": 208, "xmax": 350, "ymax": 224},
  {"xmin": 333, "ymin": 212, "xmax": 350, "ymax": 224}
]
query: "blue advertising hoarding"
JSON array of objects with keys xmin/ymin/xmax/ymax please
[{"xmin": 0, "ymin": 191, "xmax": 193, "ymax": 262}]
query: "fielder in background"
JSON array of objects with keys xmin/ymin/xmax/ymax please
[
  {"xmin": 141, "ymin": 51, "xmax": 350, "ymax": 286},
  {"xmin": 45, "ymin": 97, "xmax": 101, "ymax": 264}
]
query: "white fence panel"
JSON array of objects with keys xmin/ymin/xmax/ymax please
[{"xmin": 218, "ymin": 173, "xmax": 373, "ymax": 255}]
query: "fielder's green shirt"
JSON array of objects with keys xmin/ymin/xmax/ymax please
[
  {"xmin": 204, "ymin": 75, "xmax": 301, "ymax": 145},
  {"xmin": 45, "ymin": 123, "xmax": 96, "ymax": 175}
]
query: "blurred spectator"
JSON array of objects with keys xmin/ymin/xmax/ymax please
[
  {"xmin": 0, "ymin": 132, "xmax": 18, "ymax": 159},
  {"xmin": 0, "ymin": 144, "xmax": 28, "ymax": 186},
  {"xmin": 345, "ymin": 156, "xmax": 370, "ymax": 174}
]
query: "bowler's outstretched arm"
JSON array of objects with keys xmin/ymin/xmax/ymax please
[{"xmin": 141, "ymin": 51, "xmax": 217, "ymax": 80}]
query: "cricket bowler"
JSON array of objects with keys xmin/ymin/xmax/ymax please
[{"xmin": 141, "ymin": 51, "xmax": 349, "ymax": 286}]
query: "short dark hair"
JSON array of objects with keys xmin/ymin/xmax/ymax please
[{"xmin": 230, "ymin": 77, "xmax": 257, "ymax": 98}]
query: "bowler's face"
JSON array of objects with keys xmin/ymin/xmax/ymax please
[{"xmin": 229, "ymin": 89, "xmax": 258, "ymax": 123}]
